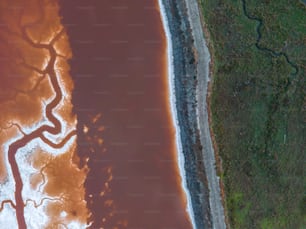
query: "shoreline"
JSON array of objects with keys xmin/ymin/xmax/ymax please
[
  {"xmin": 158, "ymin": 0, "xmax": 197, "ymax": 228},
  {"xmin": 160, "ymin": 0, "xmax": 211, "ymax": 228},
  {"xmin": 160, "ymin": 0, "xmax": 226, "ymax": 228}
]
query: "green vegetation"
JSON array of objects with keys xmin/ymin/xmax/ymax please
[{"xmin": 199, "ymin": 0, "xmax": 305, "ymax": 228}]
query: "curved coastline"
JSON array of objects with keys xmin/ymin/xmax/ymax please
[
  {"xmin": 159, "ymin": 0, "xmax": 226, "ymax": 228},
  {"xmin": 158, "ymin": 0, "xmax": 196, "ymax": 228}
]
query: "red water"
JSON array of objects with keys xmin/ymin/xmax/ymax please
[
  {"xmin": 0, "ymin": 0, "xmax": 89, "ymax": 227},
  {"xmin": 0, "ymin": 0, "xmax": 192, "ymax": 228},
  {"xmin": 60, "ymin": 0, "xmax": 193, "ymax": 228}
]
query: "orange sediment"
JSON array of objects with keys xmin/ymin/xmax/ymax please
[
  {"xmin": 1, "ymin": 0, "xmax": 194, "ymax": 227},
  {"xmin": 59, "ymin": 0, "xmax": 193, "ymax": 228},
  {"xmin": 0, "ymin": 0, "xmax": 89, "ymax": 227}
]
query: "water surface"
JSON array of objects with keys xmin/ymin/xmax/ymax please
[{"xmin": 60, "ymin": 0, "xmax": 193, "ymax": 228}]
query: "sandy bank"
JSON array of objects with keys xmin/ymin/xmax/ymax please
[{"xmin": 160, "ymin": 0, "xmax": 226, "ymax": 228}]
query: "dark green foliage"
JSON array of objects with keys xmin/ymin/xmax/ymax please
[{"xmin": 199, "ymin": 0, "xmax": 306, "ymax": 228}]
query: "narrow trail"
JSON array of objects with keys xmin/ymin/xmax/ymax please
[
  {"xmin": 4, "ymin": 11, "xmax": 75, "ymax": 229},
  {"xmin": 184, "ymin": 0, "xmax": 226, "ymax": 228}
]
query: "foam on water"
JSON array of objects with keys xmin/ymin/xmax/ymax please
[{"xmin": 157, "ymin": 1, "xmax": 196, "ymax": 228}]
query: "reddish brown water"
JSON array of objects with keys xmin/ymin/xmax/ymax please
[
  {"xmin": 60, "ymin": 0, "xmax": 193, "ymax": 228},
  {"xmin": 0, "ymin": 0, "xmax": 88, "ymax": 227},
  {"xmin": 0, "ymin": 0, "xmax": 192, "ymax": 228}
]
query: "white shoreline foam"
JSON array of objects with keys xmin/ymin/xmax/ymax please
[{"xmin": 157, "ymin": 1, "xmax": 196, "ymax": 228}]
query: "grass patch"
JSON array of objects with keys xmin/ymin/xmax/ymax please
[{"xmin": 199, "ymin": 0, "xmax": 306, "ymax": 228}]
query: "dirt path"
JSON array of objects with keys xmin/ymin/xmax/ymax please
[{"xmin": 184, "ymin": 0, "xmax": 226, "ymax": 228}]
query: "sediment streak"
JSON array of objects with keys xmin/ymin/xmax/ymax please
[{"xmin": 0, "ymin": 0, "xmax": 89, "ymax": 228}]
